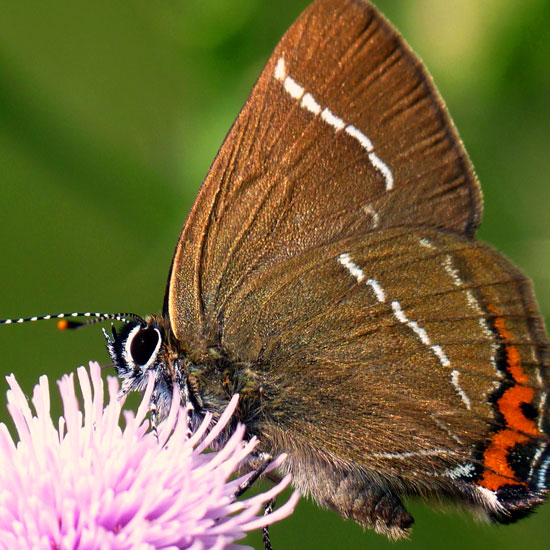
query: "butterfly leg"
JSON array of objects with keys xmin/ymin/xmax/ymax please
[
  {"xmin": 148, "ymin": 401, "xmax": 159, "ymax": 441},
  {"xmin": 262, "ymin": 496, "xmax": 276, "ymax": 550},
  {"xmin": 234, "ymin": 451, "xmax": 273, "ymax": 498}
]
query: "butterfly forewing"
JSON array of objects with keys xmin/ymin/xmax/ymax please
[{"xmin": 168, "ymin": 0, "xmax": 482, "ymax": 348}]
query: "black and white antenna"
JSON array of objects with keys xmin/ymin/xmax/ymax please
[{"xmin": 0, "ymin": 311, "xmax": 146, "ymax": 330}]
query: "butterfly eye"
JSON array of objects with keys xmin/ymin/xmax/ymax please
[{"xmin": 126, "ymin": 326, "xmax": 162, "ymax": 367}]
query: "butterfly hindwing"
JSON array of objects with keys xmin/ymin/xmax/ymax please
[{"xmin": 220, "ymin": 228, "xmax": 549, "ymax": 524}]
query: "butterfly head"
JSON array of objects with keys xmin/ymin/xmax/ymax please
[{"xmin": 104, "ymin": 314, "xmax": 195, "ymax": 420}]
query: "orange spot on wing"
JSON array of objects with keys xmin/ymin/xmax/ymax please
[
  {"xmin": 505, "ymin": 345, "xmax": 528, "ymax": 384},
  {"xmin": 492, "ymin": 315, "xmax": 528, "ymax": 383},
  {"xmin": 479, "ymin": 429, "xmax": 528, "ymax": 491},
  {"xmin": 499, "ymin": 385, "xmax": 538, "ymax": 435}
]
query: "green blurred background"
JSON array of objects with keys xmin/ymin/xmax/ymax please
[{"xmin": 0, "ymin": 0, "xmax": 549, "ymax": 548}]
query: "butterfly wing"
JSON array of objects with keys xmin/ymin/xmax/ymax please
[
  {"xmin": 163, "ymin": 0, "xmax": 549, "ymax": 537},
  {"xmin": 220, "ymin": 228, "xmax": 550, "ymax": 528},
  {"xmin": 167, "ymin": 0, "xmax": 482, "ymax": 350}
]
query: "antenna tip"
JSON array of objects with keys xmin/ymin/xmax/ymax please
[{"xmin": 58, "ymin": 319, "xmax": 87, "ymax": 330}]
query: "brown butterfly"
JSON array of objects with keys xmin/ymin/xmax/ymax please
[{"xmin": 2, "ymin": 0, "xmax": 549, "ymax": 541}]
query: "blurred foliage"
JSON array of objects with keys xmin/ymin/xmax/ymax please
[{"xmin": 0, "ymin": 1, "xmax": 549, "ymax": 548}]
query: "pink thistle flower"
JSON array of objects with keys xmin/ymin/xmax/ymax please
[{"xmin": 0, "ymin": 362, "xmax": 298, "ymax": 550}]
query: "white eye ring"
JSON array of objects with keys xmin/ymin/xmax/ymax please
[{"xmin": 124, "ymin": 325, "xmax": 162, "ymax": 369}]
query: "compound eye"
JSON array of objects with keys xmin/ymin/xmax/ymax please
[{"xmin": 126, "ymin": 326, "xmax": 161, "ymax": 367}]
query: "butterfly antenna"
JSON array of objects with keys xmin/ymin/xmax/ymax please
[{"xmin": 0, "ymin": 312, "xmax": 146, "ymax": 331}]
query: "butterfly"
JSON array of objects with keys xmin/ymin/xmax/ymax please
[{"xmin": 2, "ymin": 0, "xmax": 549, "ymax": 540}]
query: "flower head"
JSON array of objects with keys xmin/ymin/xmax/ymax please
[{"xmin": 0, "ymin": 363, "xmax": 298, "ymax": 550}]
